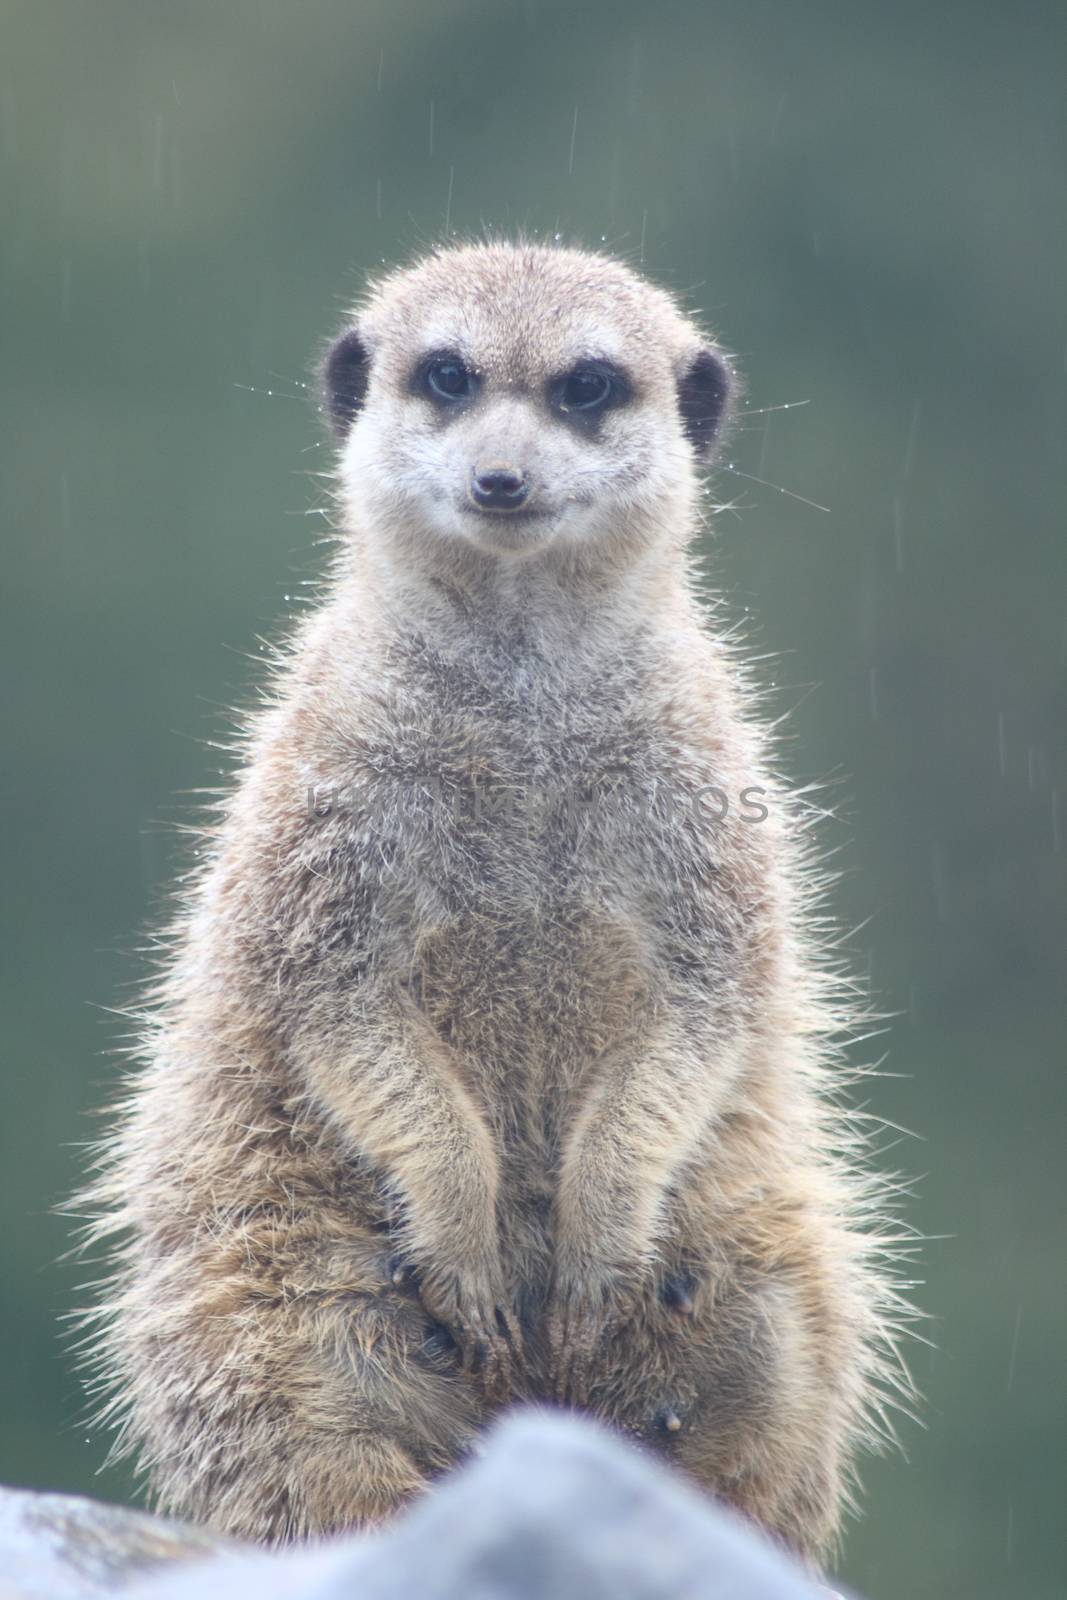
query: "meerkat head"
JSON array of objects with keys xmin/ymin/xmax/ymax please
[{"xmin": 321, "ymin": 241, "xmax": 734, "ymax": 568}]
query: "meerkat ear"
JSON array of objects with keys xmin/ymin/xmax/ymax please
[
  {"xmin": 677, "ymin": 347, "xmax": 733, "ymax": 459},
  {"xmin": 322, "ymin": 328, "xmax": 371, "ymax": 437}
]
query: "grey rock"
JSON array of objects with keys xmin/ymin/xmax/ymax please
[
  {"xmin": 127, "ymin": 1410, "xmax": 831, "ymax": 1600},
  {"xmin": 1, "ymin": 1413, "xmax": 843, "ymax": 1598},
  {"xmin": 0, "ymin": 1485, "xmax": 231, "ymax": 1598}
]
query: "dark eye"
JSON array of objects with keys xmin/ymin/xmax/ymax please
[
  {"xmin": 560, "ymin": 367, "xmax": 613, "ymax": 411},
  {"xmin": 425, "ymin": 356, "xmax": 472, "ymax": 401}
]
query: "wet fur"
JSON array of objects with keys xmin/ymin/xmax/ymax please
[{"xmin": 75, "ymin": 241, "xmax": 913, "ymax": 1563}]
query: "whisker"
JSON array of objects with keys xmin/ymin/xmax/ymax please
[
  {"xmin": 734, "ymin": 399, "xmax": 811, "ymax": 417},
  {"xmin": 722, "ymin": 463, "xmax": 830, "ymax": 514},
  {"xmin": 233, "ymin": 382, "xmax": 307, "ymax": 403}
]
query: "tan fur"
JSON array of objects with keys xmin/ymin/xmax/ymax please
[{"xmin": 76, "ymin": 241, "xmax": 913, "ymax": 1564}]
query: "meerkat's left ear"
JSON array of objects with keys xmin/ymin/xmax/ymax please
[
  {"xmin": 321, "ymin": 328, "xmax": 371, "ymax": 437},
  {"xmin": 677, "ymin": 347, "xmax": 733, "ymax": 459}
]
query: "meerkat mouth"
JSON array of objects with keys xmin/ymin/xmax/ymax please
[
  {"xmin": 463, "ymin": 505, "xmax": 549, "ymax": 522},
  {"xmin": 459, "ymin": 502, "xmax": 556, "ymax": 532},
  {"xmin": 457, "ymin": 501, "xmax": 560, "ymax": 555}
]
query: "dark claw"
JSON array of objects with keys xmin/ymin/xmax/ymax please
[
  {"xmin": 388, "ymin": 1253, "xmax": 419, "ymax": 1293},
  {"xmin": 661, "ymin": 1271, "xmax": 697, "ymax": 1315},
  {"xmin": 420, "ymin": 1322, "xmax": 458, "ymax": 1363}
]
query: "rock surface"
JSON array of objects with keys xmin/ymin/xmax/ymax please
[
  {"xmin": 1, "ymin": 1411, "xmax": 840, "ymax": 1599},
  {"xmin": 0, "ymin": 1486, "xmax": 230, "ymax": 1598}
]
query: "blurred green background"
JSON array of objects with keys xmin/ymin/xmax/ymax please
[{"xmin": 2, "ymin": 1, "xmax": 1064, "ymax": 1594}]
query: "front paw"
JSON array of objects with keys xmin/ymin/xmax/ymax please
[
  {"xmin": 546, "ymin": 1265, "xmax": 637, "ymax": 1407},
  {"xmin": 403, "ymin": 1255, "xmax": 522, "ymax": 1403}
]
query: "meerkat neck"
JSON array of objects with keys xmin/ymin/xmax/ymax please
[{"xmin": 342, "ymin": 521, "xmax": 699, "ymax": 672}]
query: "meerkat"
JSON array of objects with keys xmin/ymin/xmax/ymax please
[{"xmin": 78, "ymin": 240, "xmax": 911, "ymax": 1564}]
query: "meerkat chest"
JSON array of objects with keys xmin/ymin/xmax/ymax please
[{"xmin": 312, "ymin": 701, "xmax": 748, "ymax": 1046}]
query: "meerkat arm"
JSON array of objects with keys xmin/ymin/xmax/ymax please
[
  {"xmin": 294, "ymin": 985, "xmax": 521, "ymax": 1394},
  {"xmin": 549, "ymin": 1024, "xmax": 738, "ymax": 1400}
]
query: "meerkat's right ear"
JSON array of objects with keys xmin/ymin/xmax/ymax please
[
  {"xmin": 677, "ymin": 347, "xmax": 733, "ymax": 460},
  {"xmin": 322, "ymin": 328, "xmax": 371, "ymax": 437}
]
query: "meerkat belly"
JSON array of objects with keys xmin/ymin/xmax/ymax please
[
  {"xmin": 316, "ymin": 739, "xmax": 743, "ymax": 1253},
  {"xmin": 404, "ymin": 889, "xmax": 654, "ymax": 1293},
  {"xmin": 409, "ymin": 894, "xmax": 655, "ymax": 1135}
]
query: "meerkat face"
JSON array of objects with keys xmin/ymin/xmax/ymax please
[{"xmin": 323, "ymin": 243, "xmax": 733, "ymax": 564}]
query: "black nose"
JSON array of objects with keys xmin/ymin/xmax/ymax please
[{"xmin": 470, "ymin": 464, "xmax": 529, "ymax": 511}]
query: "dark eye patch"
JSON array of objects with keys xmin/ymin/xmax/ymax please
[
  {"xmin": 412, "ymin": 349, "xmax": 479, "ymax": 405},
  {"xmin": 561, "ymin": 368, "xmax": 611, "ymax": 410},
  {"xmin": 550, "ymin": 359, "xmax": 631, "ymax": 424}
]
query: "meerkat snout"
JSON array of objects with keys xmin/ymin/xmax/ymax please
[{"xmin": 468, "ymin": 463, "xmax": 530, "ymax": 511}]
